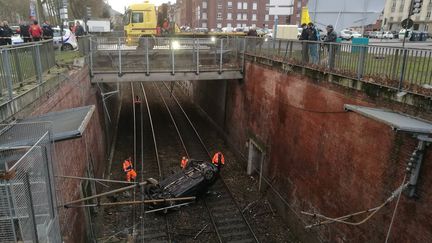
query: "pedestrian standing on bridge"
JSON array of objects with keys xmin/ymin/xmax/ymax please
[
  {"xmin": 299, "ymin": 23, "xmax": 309, "ymax": 63},
  {"xmin": 19, "ymin": 21, "xmax": 31, "ymax": 43},
  {"xmin": 161, "ymin": 18, "xmax": 170, "ymax": 36},
  {"xmin": 306, "ymin": 22, "xmax": 319, "ymax": 64},
  {"xmin": 212, "ymin": 152, "xmax": 225, "ymax": 170},
  {"xmin": 0, "ymin": 22, "xmax": 6, "ymax": 46},
  {"xmin": 75, "ymin": 21, "xmax": 85, "ymax": 38},
  {"xmin": 29, "ymin": 20, "xmax": 43, "ymax": 42},
  {"xmin": 42, "ymin": 21, "xmax": 54, "ymax": 39},
  {"xmin": 323, "ymin": 25, "xmax": 338, "ymax": 69},
  {"xmin": 123, "ymin": 157, "xmax": 137, "ymax": 182},
  {"xmin": 3, "ymin": 21, "xmax": 13, "ymax": 45}
]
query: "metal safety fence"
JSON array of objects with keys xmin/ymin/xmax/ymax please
[
  {"xmin": 0, "ymin": 123, "xmax": 61, "ymax": 243},
  {"xmin": 84, "ymin": 36, "xmax": 245, "ymax": 75},
  {"xmin": 245, "ymin": 37, "xmax": 432, "ymax": 97},
  {"xmin": 0, "ymin": 40, "xmax": 56, "ymax": 101}
]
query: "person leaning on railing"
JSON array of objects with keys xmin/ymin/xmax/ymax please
[
  {"xmin": 306, "ymin": 22, "xmax": 319, "ymax": 64},
  {"xmin": 323, "ymin": 25, "xmax": 337, "ymax": 69},
  {"xmin": 29, "ymin": 20, "xmax": 43, "ymax": 42},
  {"xmin": 19, "ymin": 21, "xmax": 31, "ymax": 43},
  {"xmin": 299, "ymin": 23, "xmax": 309, "ymax": 63},
  {"xmin": 0, "ymin": 22, "xmax": 6, "ymax": 46},
  {"xmin": 3, "ymin": 21, "xmax": 13, "ymax": 45}
]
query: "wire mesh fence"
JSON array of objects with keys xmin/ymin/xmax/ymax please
[
  {"xmin": 0, "ymin": 40, "xmax": 55, "ymax": 101},
  {"xmin": 0, "ymin": 122, "xmax": 61, "ymax": 243}
]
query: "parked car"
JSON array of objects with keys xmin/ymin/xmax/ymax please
[
  {"xmin": 340, "ymin": 29, "xmax": 362, "ymax": 40},
  {"xmin": 222, "ymin": 27, "xmax": 233, "ymax": 33},
  {"xmin": 194, "ymin": 27, "xmax": 209, "ymax": 33},
  {"xmin": 368, "ymin": 31, "xmax": 377, "ymax": 38},
  {"xmin": 391, "ymin": 31, "xmax": 399, "ymax": 39},
  {"xmin": 52, "ymin": 28, "xmax": 77, "ymax": 51},
  {"xmin": 376, "ymin": 31, "xmax": 384, "ymax": 39},
  {"xmin": 399, "ymin": 29, "xmax": 412, "ymax": 40},
  {"xmin": 11, "ymin": 35, "xmax": 24, "ymax": 45},
  {"xmin": 383, "ymin": 31, "xmax": 394, "ymax": 39},
  {"xmin": 363, "ymin": 31, "xmax": 371, "ymax": 38}
]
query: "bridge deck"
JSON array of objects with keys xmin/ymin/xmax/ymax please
[{"xmin": 90, "ymin": 37, "xmax": 245, "ymax": 82}]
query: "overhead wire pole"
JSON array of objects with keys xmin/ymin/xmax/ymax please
[
  {"xmin": 131, "ymin": 83, "xmax": 137, "ymax": 239},
  {"xmin": 139, "ymin": 83, "xmax": 145, "ymax": 243}
]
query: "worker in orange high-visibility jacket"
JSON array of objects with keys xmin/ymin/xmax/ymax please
[
  {"xmin": 123, "ymin": 157, "xmax": 137, "ymax": 182},
  {"xmin": 212, "ymin": 152, "xmax": 225, "ymax": 170},
  {"xmin": 180, "ymin": 156, "xmax": 189, "ymax": 169},
  {"xmin": 134, "ymin": 95, "xmax": 141, "ymax": 104}
]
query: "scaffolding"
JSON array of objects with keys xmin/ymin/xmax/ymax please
[{"xmin": 0, "ymin": 123, "xmax": 61, "ymax": 243}]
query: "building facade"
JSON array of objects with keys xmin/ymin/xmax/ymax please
[
  {"xmin": 178, "ymin": 0, "xmax": 305, "ymax": 30},
  {"xmin": 382, "ymin": 0, "xmax": 432, "ymax": 33}
]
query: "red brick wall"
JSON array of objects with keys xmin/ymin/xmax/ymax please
[
  {"xmin": 25, "ymin": 69, "xmax": 108, "ymax": 243},
  {"xmin": 224, "ymin": 63, "xmax": 432, "ymax": 242}
]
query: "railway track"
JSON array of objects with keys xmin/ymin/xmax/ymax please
[
  {"xmin": 125, "ymin": 81, "xmax": 259, "ymax": 242},
  {"xmin": 132, "ymin": 83, "xmax": 170, "ymax": 243},
  {"xmin": 156, "ymin": 82, "xmax": 259, "ymax": 243}
]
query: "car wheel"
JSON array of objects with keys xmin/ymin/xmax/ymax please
[
  {"xmin": 204, "ymin": 169, "xmax": 215, "ymax": 181},
  {"xmin": 61, "ymin": 43, "xmax": 73, "ymax": 51}
]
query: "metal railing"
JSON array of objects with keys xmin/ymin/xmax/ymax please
[
  {"xmin": 245, "ymin": 37, "xmax": 432, "ymax": 97},
  {"xmin": 78, "ymin": 35, "xmax": 432, "ymax": 96},
  {"xmin": 0, "ymin": 40, "xmax": 56, "ymax": 101},
  {"xmin": 0, "ymin": 123, "xmax": 61, "ymax": 243},
  {"xmin": 78, "ymin": 36, "xmax": 91, "ymax": 57},
  {"xmin": 87, "ymin": 36, "xmax": 244, "ymax": 75}
]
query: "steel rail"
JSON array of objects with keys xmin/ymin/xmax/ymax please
[
  {"xmin": 130, "ymin": 83, "xmax": 138, "ymax": 238},
  {"xmin": 139, "ymin": 83, "xmax": 171, "ymax": 243},
  {"xmin": 141, "ymin": 83, "xmax": 162, "ymax": 179}
]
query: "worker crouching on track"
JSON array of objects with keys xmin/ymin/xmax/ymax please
[
  {"xmin": 180, "ymin": 156, "xmax": 189, "ymax": 169},
  {"xmin": 212, "ymin": 152, "xmax": 225, "ymax": 170},
  {"xmin": 123, "ymin": 157, "xmax": 137, "ymax": 182}
]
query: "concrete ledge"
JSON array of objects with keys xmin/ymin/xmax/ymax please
[{"xmin": 91, "ymin": 71, "xmax": 244, "ymax": 83}]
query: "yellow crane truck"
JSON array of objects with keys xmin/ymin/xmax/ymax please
[{"xmin": 124, "ymin": 1, "xmax": 246, "ymax": 44}]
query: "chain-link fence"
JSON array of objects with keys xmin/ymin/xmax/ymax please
[{"xmin": 0, "ymin": 123, "xmax": 61, "ymax": 243}]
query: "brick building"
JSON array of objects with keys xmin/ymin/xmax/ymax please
[{"xmin": 177, "ymin": 0, "xmax": 309, "ymax": 30}]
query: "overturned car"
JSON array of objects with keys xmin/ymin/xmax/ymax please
[{"xmin": 141, "ymin": 160, "xmax": 220, "ymax": 209}]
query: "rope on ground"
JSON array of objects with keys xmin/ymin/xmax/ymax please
[{"xmin": 98, "ymin": 222, "xmax": 141, "ymax": 242}]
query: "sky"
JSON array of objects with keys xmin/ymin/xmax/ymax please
[{"xmin": 108, "ymin": 0, "xmax": 176, "ymax": 13}]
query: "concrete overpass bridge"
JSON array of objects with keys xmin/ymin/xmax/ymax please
[{"xmin": 88, "ymin": 37, "xmax": 246, "ymax": 83}]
